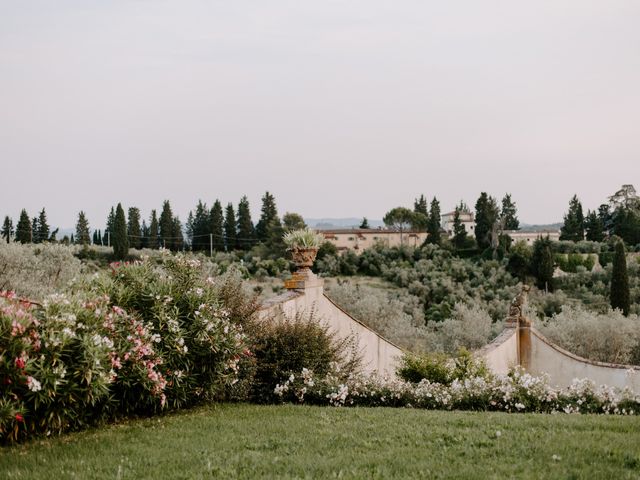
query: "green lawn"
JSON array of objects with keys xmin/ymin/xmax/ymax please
[{"xmin": 2, "ymin": 404, "xmax": 640, "ymax": 479}]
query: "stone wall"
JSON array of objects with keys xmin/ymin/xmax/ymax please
[{"xmin": 258, "ymin": 276, "xmax": 403, "ymax": 376}]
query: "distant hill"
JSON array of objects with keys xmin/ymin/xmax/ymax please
[
  {"xmin": 519, "ymin": 223, "xmax": 563, "ymax": 232},
  {"xmin": 305, "ymin": 218, "xmax": 385, "ymax": 230}
]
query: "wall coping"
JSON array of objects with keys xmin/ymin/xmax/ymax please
[
  {"xmin": 258, "ymin": 290, "xmax": 304, "ymax": 311},
  {"xmin": 322, "ymin": 293, "xmax": 407, "ymax": 353},
  {"xmin": 529, "ymin": 327, "xmax": 640, "ymax": 372},
  {"xmin": 474, "ymin": 326, "xmax": 517, "ymax": 358}
]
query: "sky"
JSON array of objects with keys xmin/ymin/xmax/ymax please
[{"xmin": 1, "ymin": 1, "xmax": 639, "ymax": 230}]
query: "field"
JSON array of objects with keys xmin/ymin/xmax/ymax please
[{"xmin": 2, "ymin": 404, "xmax": 640, "ymax": 479}]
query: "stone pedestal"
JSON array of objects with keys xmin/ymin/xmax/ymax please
[{"xmin": 284, "ymin": 271, "xmax": 324, "ymax": 291}]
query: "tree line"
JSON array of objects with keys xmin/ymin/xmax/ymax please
[
  {"xmin": 381, "ymin": 192, "xmax": 519, "ymax": 252},
  {"xmin": 1, "ymin": 192, "xmax": 309, "ymax": 260},
  {"xmin": 560, "ymin": 185, "xmax": 640, "ymax": 246}
]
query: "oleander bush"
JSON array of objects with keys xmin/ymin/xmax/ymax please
[{"xmin": 0, "ymin": 254, "xmax": 257, "ymax": 443}]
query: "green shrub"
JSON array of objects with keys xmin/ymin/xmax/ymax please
[
  {"xmin": 249, "ymin": 310, "xmax": 361, "ymax": 403},
  {"xmin": 397, "ymin": 353, "xmax": 452, "ymax": 384},
  {"xmin": 397, "ymin": 349, "xmax": 490, "ymax": 385}
]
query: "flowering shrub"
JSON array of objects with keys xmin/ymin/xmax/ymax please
[
  {"xmin": 274, "ymin": 365, "xmax": 640, "ymax": 415},
  {"xmin": 1, "ymin": 253, "xmax": 258, "ymax": 443},
  {"xmin": 94, "ymin": 254, "xmax": 253, "ymax": 409},
  {"xmin": 0, "ymin": 292, "xmax": 114, "ymax": 442}
]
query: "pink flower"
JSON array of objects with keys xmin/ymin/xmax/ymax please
[
  {"xmin": 15, "ymin": 413, "xmax": 24, "ymax": 422},
  {"xmin": 14, "ymin": 357, "xmax": 26, "ymax": 370}
]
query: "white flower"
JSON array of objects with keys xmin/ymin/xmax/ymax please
[
  {"xmin": 27, "ymin": 376, "xmax": 42, "ymax": 392},
  {"xmin": 495, "ymin": 431, "xmax": 502, "ymax": 438}
]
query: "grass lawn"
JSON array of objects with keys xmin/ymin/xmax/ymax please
[{"xmin": 2, "ymin": 404, "xmax": 640, "ymax": 479}]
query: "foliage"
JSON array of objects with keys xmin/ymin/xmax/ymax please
[
  {"xmin": 530, "ymin": 237, "xmax": 554, "ymax": 292},
  {"xmin": 75, "ymin": 211, "xmax": 91, "ymax": 246},
  {"xmin": 236, "ymin": 195, "xmax": 255, "ymax": 250},
  {"xmin": 610, "ymin": 241, "xmax": 630, "ymax": 316},
  {"xmin": 0, "ymin": 252, "xmax": 256, "ymax": 443},
  {"xmin": 397, "ymin": 349, "xmax": 490, "ymax": 385},
  {"xmin": 112, "ymin": 203, "xmax": 129, "ymax": 260},
  {"xmin": 127, "ymin": 207, "xmax": 142, "ymax": 249},
  {"xmin": 585, "ymin": 209, "xmax": 605, "ymax": 242},
  {"xmin": 276, "ymin": 365, "xmax": 640, "ymax": 417},
  {"xmin": 506, "ymin": 241, "xmax": 532, "ymax": 281},
  {"xmin": 282, "ymin": 212, "xmax": 307, "ymax": 232},
  {"xmin": 0, "ymin": 243, "xmax": 83, "ymax": 300},
  {"xmin": 15, "ymin": 209, "xmax": 31, "ymax": 244},
  {"xmin": 539, "ymin": 306, "xmax": 640, "ymax": 365},
  {"xmin": 224, "ymin": 203, "xmax": 237, "ymax": 250},
  {"xmin": 249, "ymin": 309, "xmax": 361, "ymax": 403},
  {"xmin": 1, "ymin": 216, "xmax": 13, "ymax": 244},
  {"xmin": 560, "ymin": 194, "xmax": 585, "ymax": 241},
  {"xmin": 501, "ymin": 194, "xmax": 519, "ymax": 230},
  {"xmin": 383, "ymin": 207, "xmax": 420, "ymax": 240},
  {"xmin": 426, "ymin": 197, "xmax": 441, "ymax": 245},
  {"xmin": 282, "ymin": 228, "xmax": 324, "ymax": 249},
  {"xmin": 474, "ymin": 192, "xmax": 499, "ymax": 250}
]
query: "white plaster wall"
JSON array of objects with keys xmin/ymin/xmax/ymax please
[
  {"xmin": 476, "ymin": 328, "xmax": 518, "ymax": 375},
  {"xmin": 259, "ymin": 287, "xmax": 403, "ymax": 376},
  {"xmin": 529, "ymin": 329, "xmax": 640, "ymax": 392}
]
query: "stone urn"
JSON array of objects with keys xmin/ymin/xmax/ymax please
[{"xmin": 289, "ymin": 246, "xmax": 319, "ymax": 276}]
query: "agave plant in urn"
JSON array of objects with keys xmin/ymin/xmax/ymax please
[{"xmin": 283, "ymin": 228, "xmax": 325, "ymax": 277}]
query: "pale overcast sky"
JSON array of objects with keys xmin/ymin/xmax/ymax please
[{"xmin": 1, "ymin": 1, "xmax": 639, "ymax": 229}]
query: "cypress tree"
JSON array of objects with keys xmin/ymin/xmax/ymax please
[
  {"xmin": 75, "ymin": 211, "xmax": 91, "ymax": 246},
  {"xmin": 31, "ymin": 217, "xmax": 39, "ymax": 243},
  {"xmin": 210, "ymin": 200, "xmax": 225, "ymax": 251},
  {"xmin": 148, "ymin": 210, "xmax": 159, "ymax": 249},
  {"xmin": 452, "ymin": 207, "xmax": 467, "ymax": 249},
  {"xmin": 37, "ymin": 208, "xmax": 50, "ymax": 242},
  {"xmin": 189, "ymin": 200, "xmax": 210, "ymax": 252},
  {"xmin": 127, "ymin": 207, "xmax": 142, "ymax": 249},
  {"xmin": 610, "ymin": 241, "xmax": 630, "ymax": 316},
  {"xmin": 140, "ymin": 221, "xmax": 149, "ymax": 248},
  {"xmin": 359, "ymin": 217, "xmax": 370, "ymax": 229},
  {"xmin": 1, "ymin": 216, "xmax": 13, "ymax": 243},
  {"xmin": 92, "ymin": 230, "xmax": 98, "ymax": 245},
  {"xmin": 236, "ymin": 196, "xmax": 255, "ymax": 250},
  {"xmin": 426, "ymin": 197, "xmax": 441, "ymax": 245},
  {"xmin": 159, "ymin": 200, "xmax": 174, "ymax": 250},
  {"xmin": 97, "ymin": 230, "xmax": 103, "ymax": 246},
  {"xmin": 255, "ymin": 191, "xmax": 279, "ymax": 241},
  {"xmin": 560, "ymin": 195, "xmax": 585, "ymax": 241},
  {"xmin": 584, "ymin": 210, "xmax": 605, "ymax": 242},
  {"xmin": 531, "ymin": 236, "xmax": 555, "ymax": 292},
  {"xmin": 15, "ymin": 209, "xmax": 32, "ymax": 244},
  {"xmin": 474, "ymin": 193, "xmax": 499, "ymax": 250},
  {"xmin": 105, "ymin": 207, "xmax": 115, "ymax": 246},
  {"xmin": 113, "ymin": 203, "xmax": 129, "ymax": 259},
  {"xmin": 224, "ymin": 203, "xmax": 237, "ymax": 250},
  {"xmin": 173, "ymin": 217, "xmax": 184, "ymax": 251},
  {"xmin": 501, "ymin": 194, "xmax": 519, "ymax": 230},
  {"xmin": 414, "ymin": 195, "xmax": 429, "ymax": 218}
]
